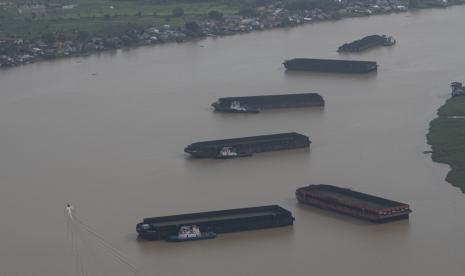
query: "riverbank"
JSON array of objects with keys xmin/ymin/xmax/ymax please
[
  {"xmin": 427, "ymin": 95, "xmax": 465, "ymax": 192},
  {"xmin": 1, "ymin": 0, "xmax": 465, "ymax": 68}
]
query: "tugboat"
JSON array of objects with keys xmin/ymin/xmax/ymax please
[
  {"xmin": 213, "ymin": 101, "xmax": 259, "ymax": 113},
  {"xmin": 216, "ymin": 147, "xmax": 252, "ymax": 159},
  {"xmin": 166, "ymin": 225, "xmax": 216, "ymax": 242},
  {"xmin": 382, "ymin": 36, "xmax": 396, "ymax": 46},
  {"xmin": 451, "ymin": 82, "xmax": 465, "ymax": 97}
]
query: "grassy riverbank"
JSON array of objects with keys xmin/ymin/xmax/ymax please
[
  {"xmin": 4, "ymin": 0, "xmax": 465, "ymax": 67},
  {"xmin": 427, "ymin": 96, "xmax": 465, "ymax": 192},
  {"xmin": 0, "ymin": 0, "xmax": 239, "ymax": 39}
]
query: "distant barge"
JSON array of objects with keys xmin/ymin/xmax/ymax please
[
  {"xmin": 338, "ymin": 35, "xmax": 396, "ymax": 53},
  {"xmin": 283, "ymin": 58, "xmax": 377, "ymax": 73},
  {"xmin": 136, "ymin": 205, "xmax": 295, "ymax": 241},
  {"xmin": 211, "ymin": 93, "xmax": 325, "ymax": 113},
  {"xmin": 184, "ymin": 132, "xmax": 310, "ymax": 158},
  {"xmin": 296, "ymin": 184, "xmax": 411, "ymax": 222}
]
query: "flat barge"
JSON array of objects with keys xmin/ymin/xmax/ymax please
[
  {"xmin": 296, "ymin": 184, "xmax": 411, "ymax": 222},
  {"xmin": 136, "ymin": 205, "xmax": 295, "ymax": 241},
  {"xmin": 184, "ymin": 132, "xmax": 310, "ymax": 158},
  {"xmin": 283, "ymin": 58, "xmax": 377, "ymax": 73},
  {"xmin": 211, "ymin": 93, "xmax": 324, "ymax": 113},
  {"xmin": 338, "ymin": 35, "xmax": 395, "ymax": 53}
]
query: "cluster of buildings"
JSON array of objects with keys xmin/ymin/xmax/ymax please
[
  {"xmin": 0, "ymin": 26, "xmax": 189, "ymax": 67},
  {"xmin": 0, "ymin": 0, "xmax": 460, "ymax": 68}
]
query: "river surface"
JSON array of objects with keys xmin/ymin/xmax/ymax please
[{"xmin": 1, "ymin": 6, "xmax": 465, "ymax": 276}]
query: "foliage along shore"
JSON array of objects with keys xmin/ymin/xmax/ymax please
[
  {"xmin": 1, "ymin": 0, "xmax": 465, "ymax": 68},
  {"xmin": 427, "ymin": 95, "xmax": 465, "ymax": 192}
]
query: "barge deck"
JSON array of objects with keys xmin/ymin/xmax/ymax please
[
  {"xmin": 212, "ymin": 93, "xmax": 324, "ymax": 113},
  {"xmin": 184, "ymin": 132, "xmax": 310, "ymax": 158},
  {"xmin": 296, "ymin": 184, "xmax": 411, "ymax": 222},
  {"xmin": 136, "ymin": 205, "xmax": 295, "ymax": 241},
  {"xmin": 283, "ymin": 58, "xmax": 378, "ymax": 73},
  {"xmin": 338, "ymin": 35, "xmax": 395, "ymax": 53}
]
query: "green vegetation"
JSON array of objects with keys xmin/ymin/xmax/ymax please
[
  {"xmin": 283, "ymin": 0, "xmax": 341, "ymax": 10},
  {"xmin": 0, "ymin": 0, "xmax": 241, "ymax": 40},
  {"xmin": 427, "ymin": 96, "xmax": 465, "ymax": 192},
  {"xmin": 0, "ymin": 0, "xmax": 350, "ymax": 40}
]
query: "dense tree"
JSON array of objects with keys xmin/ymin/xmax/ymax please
[
  {"xmin": 184, "ymin": 21, "xmax": 203, "ymax": 36},
  {"xmin": 185, "ymin": 21, "xmax": 200, "ymax": 31},
  {"xmin": 207, "ymin": 10, "xmax": 223, "ymax": 20}
]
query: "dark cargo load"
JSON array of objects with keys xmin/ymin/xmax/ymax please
[
  {"xmin": 184, "ymin": 132, "xmax": 310, "ymax": 158},
  {"xmin": 296, "ymin": 184, "xmax": 411, "ymax": 222},
  {"xmin": 212, "ymin": 93, "xmax": 324, "ymax": 113},
  {"xmin": 283, "ymin": 58, "xmax": 377, "ymax": 73},
  {"xmin": 136, "ymin": 205, "xmax": 295, "ymax": 240},
  {"xmin": 338, "ymin": 35, "xmax": 396, "ymax": 52}
]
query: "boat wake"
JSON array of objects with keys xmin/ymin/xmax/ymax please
[{"xmin": 65, "ymin": 205, "xmax": 139, "ymax": 276}]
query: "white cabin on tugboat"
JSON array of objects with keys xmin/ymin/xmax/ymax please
[
  {"xmin": 166, "ymin": 225, "xmax": 216, "ymax": 242},
  {"xmin": 218, "ymin": 147, "xmax": 238, "ymax": 157}
]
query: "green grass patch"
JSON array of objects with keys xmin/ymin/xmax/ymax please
[
  {"xmin": 0, "ymin": 0, "xmax": 240, "ymax": 39},
  {"xmin": 427, "ymin": 96, "xmax": 465, "ymax": 192}
]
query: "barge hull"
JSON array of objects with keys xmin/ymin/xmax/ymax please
[
  {"xmin": 338, "ymin": 35, "xmax": 391, "ymax": 52},
  {"xmin": 212, "ymin": 93, "xmax": 324, "ymax": 112},
  {"xmin": 296, "ymin": 184, "xmax": 411, "ymax": 222},
  {"xmin": 283, "ymin": 58, "xmax": 377, "ymax": 73},
  {"xmin": 185, "ymin": 132, "xmax": 310, "ymax": 158},
  {"xmin": 136, "ymin": 205, "xmax": 294, "ymax": 240}
]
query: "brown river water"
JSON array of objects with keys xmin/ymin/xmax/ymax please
[{"xmin": 1, "ymin": 6, "xmax": 465, "ymax": 276}]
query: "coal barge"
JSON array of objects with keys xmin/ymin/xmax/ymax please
[
  {"xmin": 136, "ymin": 205, "xmax": 295, "ymax": 241},
  {"xmin": 283, "ymin": 58, "xmax": 377, "ymax": 73},
  {"xmin": 296, "ymin": 184, "xmax": 411, "ymax": 222},
  {"xmin": 338, "ymin": 35, "xmax": 396, "ymax": 53},
  {"xmin": 211, "ymin": 93, "xmax": 325, "ymax": 113},
  {"xmin": 184, "ymin": 132, "xmax": 310, "ymax": 158}
]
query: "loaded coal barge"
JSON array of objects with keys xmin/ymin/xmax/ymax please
[
  {"xmin": 283, "ymin": 58, "xmax": 377, "ymax": 73},
  {"xmin": 184, "ymin": 132, "xmax": 310, "ymax": 158},
  {"xmin": 296, "ymin": 184, "xmax": 411, "ymax": 222},
  {"xmin": 338, "ymin": 35, "xmax": 396, "ymax": 53},
  {"xmin": 136, "ymin": 205, "xmax": 295, "ymax": 241},
  {"xmin": 211, "ymin": 93, "xmax": 324, "ymax": 113}
]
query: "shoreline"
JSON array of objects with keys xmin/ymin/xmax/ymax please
[
  {"xmin": 2, "ymin": 1, "xmax": 465, "ymax": 69},
  {"xmin": 427, "ymin": 94, "xmax": 465, "ymax": 192}
]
